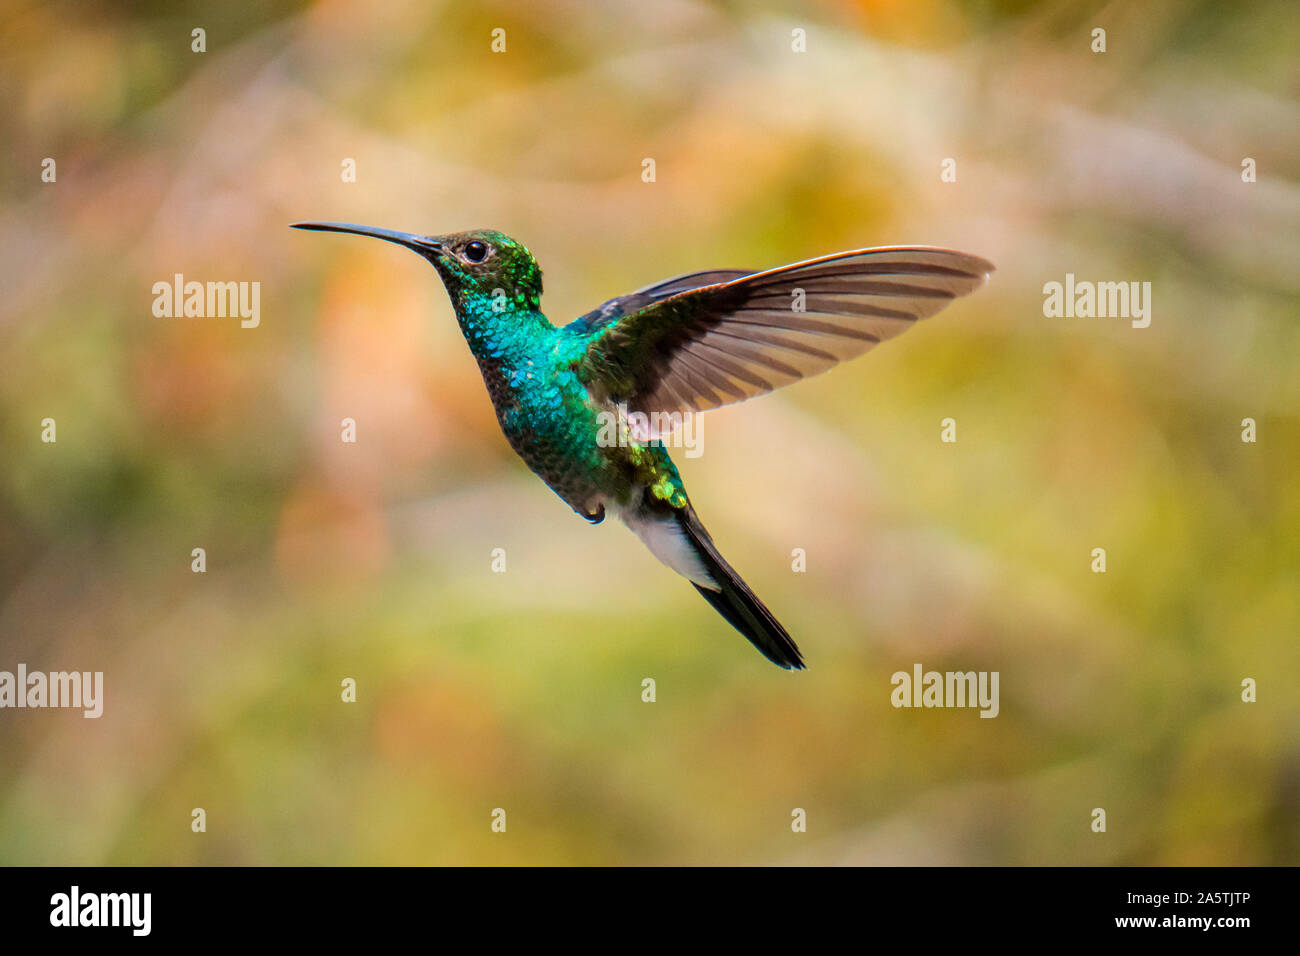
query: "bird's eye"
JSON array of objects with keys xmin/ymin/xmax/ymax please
[{"xmin": 463, "ymin": 240, "xmax": 489, "ymax": 263}]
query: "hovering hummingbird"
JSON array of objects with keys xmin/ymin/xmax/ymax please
[{"xmin": 292, "ymin": 222, "xmax": 993, "ymax": 669}]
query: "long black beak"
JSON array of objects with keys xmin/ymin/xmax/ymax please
[{"xmin": 291, "ymin": 221, "xmax": 442, "ymax": 256}]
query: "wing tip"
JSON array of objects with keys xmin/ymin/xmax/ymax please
[{"xmin": 886, "ymin": 246, "xmax": 996, "ymax": 280}]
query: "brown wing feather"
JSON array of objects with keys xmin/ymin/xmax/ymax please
[{"xmin": 577, "ymin": 246, "xmax": 993, "ymax": 417}]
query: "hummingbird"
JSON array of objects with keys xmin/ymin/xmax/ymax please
[{"xmin": 292, "ymin": 222, "xmax": 993, "ymax": 669}]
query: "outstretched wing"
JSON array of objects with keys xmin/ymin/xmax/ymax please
[{"xmin": 571, "ymin": 247, "xmax": 993, "ymax": 417}]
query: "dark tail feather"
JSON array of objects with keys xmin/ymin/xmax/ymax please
[{"xmin": 675, "ymin": 508, "xmax": 805, "ymax": 670}]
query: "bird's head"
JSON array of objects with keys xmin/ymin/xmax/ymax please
[{"xmin": 291, "ymin": 222, "xmax": 543, "ymax": 312}]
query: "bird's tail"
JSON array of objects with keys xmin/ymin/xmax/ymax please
[
  {"xmin": 639, "ymin": 504, "xmax": 800, "ymax": 671},
  {"xmin": 670, "ymin": 506, "xmax": 804, "ymax": 670},
  {"xmin": 621, "ymin": 500, "xmax": 803, "ymax": 669}
]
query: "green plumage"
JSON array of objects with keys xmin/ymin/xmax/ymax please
[{"xmin": 417, "ymin": 230, "xmax": 687, "ymax": 522}]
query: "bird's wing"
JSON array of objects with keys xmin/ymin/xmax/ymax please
[
  {"xmin": 572, "ymin": 247, "xmax": 993, "ymax": 417},
  {"xmin": 568, "ymin": 268, "xmax": 756, "ymax": 332}
]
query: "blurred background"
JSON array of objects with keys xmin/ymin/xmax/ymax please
[{"xmin": 1, "ymin": 0, "xmax": 1297, "ymax": 865}]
